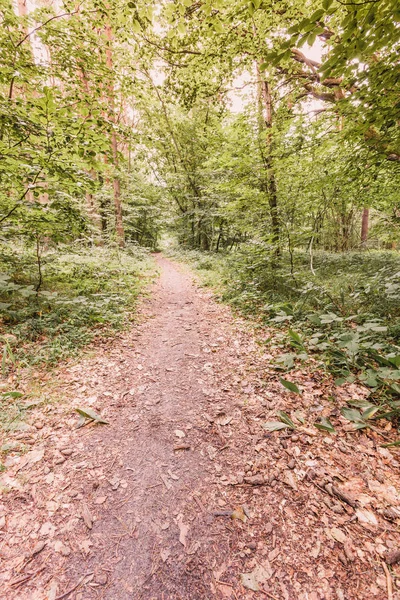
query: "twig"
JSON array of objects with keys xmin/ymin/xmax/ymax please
[
  {"xmin": 260, "ymin": 588, "xmax": 281, "ymax": 600},
  {"xmin": 10, "ymin": 566, "xmax": 45, "ymax": 588},
  {"xmin": 55, "ymin": 573, "xmax": 93, "ymax": 600},
  {"xmin": 215, "ymin": 579, "xmax": 234, "ymax": 587},
  {"xmin": 382, "ymin": 561, "xmax": 393, "ymax": 600}
]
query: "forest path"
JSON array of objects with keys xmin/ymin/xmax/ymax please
[{"xmin": 2, "ymin": 255, "xmax": 397, "ymax": 600}]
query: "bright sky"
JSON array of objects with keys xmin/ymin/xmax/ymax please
[{"xmin": 228, "ymin": 38, "xmax": 325, "ymax": 114}]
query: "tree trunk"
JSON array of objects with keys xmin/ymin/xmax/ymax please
[
  {"xmin": 361, "ymin": 208, "xmax": 369, "ymax": 245},
  {"xmin": 105, "ymin": 21, "xmax": 125, "ymax": 247},
  {"xmin": 256, "ymin": 61, "xmax": 280, "ymax": 257}
]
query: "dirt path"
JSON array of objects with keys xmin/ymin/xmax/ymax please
[{"xmin": 1, "ymin": 256, "xmax": 400, "ymax": 600}]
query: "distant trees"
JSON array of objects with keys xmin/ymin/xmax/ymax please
[{"xmin": 0, "ymin": 0, "xmax": 399, "ymax": 256}]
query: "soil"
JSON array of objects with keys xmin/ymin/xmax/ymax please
[{"xmin": 1, "ymin": 255, "xmax": 400, "ymax": 600}]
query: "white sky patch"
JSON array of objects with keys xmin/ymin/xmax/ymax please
[{"xmin": 228, "ymin": 38, "xmax": 326, "ymax": 114}]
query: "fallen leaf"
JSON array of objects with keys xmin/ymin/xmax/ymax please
[
  {"xmin": 240, "ymin": 572, "xmax": 259, "ymax": 592},
  {"xmin": 240, "ymin": 561, "xmax": 273, "ymax": 592},
  {"xmin": 39, "ymin": 522, "xmax": 56, "ymax": 537},
  {"xmin": 177, "ymin": 514, "xmax": 189, "ymax": 546},
  {"xmin": 160, "ymin": 548, "xmax": 171, "ymax": 562},
  {"xmin": 330, "ymin": 527, "xmax": 347, "ymax": 544},
  {"xmin": 283, "ymin": 470, "xmax": 298, "ymax": 490},
  {"xmin": 215, "ymin": 415, "xmax": 233, "ymax": 426},
  {"xmin": 79, "ymin": 539, "xmax": 92, "ymax": 554},
  {"xmin": 81, "ymin": 503, "xmax": 93, "ymax": 529},
  {"xmin": 31, "ymin": 540, "xmax": 46, "ymax": 555},
  {"xmin": 356, "ymin": 508, "xmax": 378, "ymax": 527},
  {"xmin": 75, "ymin": 407, "xmax": 109, "ymax": 425},
  {"xmin": 231, "ymin": 506, "xmax": 247, "ymax": 522},
  {"xmin": 94, "ymin": 496, "xmax": 107, "ymax": 505}
]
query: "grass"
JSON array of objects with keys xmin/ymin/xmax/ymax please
[{"xmin": 0, "ymin": 242, "xmax": 155, "ymax": 372}]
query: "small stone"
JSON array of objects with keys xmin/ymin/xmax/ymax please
[
  {"xmin": 247, "ymin": 542, "xmax": 257, "ymax": 551},
  {"xmin": 265, "ymin": 523, "xmax": 273, "ymax": 534},
  {"xmin": 54, "ymin": 456, "xmax": 65, "ymax": 465},
  {"xmin": 94, "ymin": 496, "xmax": 107, "ymax": 505},
  {"xmin": 244, "ymin": 474, "xmax": 264, "ymax": 486},
  {"xmin": 288, "ymin": 459, "xmax": 296, "ymax": 469},
  {"xmin": 95, "ymin": 573, "xmax": 108, "ymax": 586},
  {"xmin": 60, "ymin": 449, "xmax": 73, "ymax": 456},
  {"xmin": 344, "ymin": 543, "xmax": 355, "ymax": 562}
]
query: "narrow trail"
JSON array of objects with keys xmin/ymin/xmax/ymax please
[{"xmin": 1, "ymin": 256, "xmax": 398, "ymax": 600}]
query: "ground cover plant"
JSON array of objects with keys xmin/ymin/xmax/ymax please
[
  {"xmin": 0, "ymin": 244, "xmax": 152, "ymax": 371},
  {"xmin": 169, "ymin": 245, "xmax": 400, "ymax": 439}
]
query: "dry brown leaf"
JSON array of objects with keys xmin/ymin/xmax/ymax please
[
  {"xmin": 177, "ymin": 514, "xmax": 189, "ymax": 546},
  {"xmin": 81, "ymin": 503, "xmax": 93, "ymax": 529}
]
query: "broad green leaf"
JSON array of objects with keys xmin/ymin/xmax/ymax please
[
  {"xmin": 314, "ymin": 417, "xmax": 335, "ymax": 433},
  {"xmin": 75, "ymin": 407, "xmax": 109, "ymax": 424},
  {"xmin": 276, "ymin": 410, "xmax": 296, "ymax": 429},
  {"xmin": 263, "ymin": 421, "xmax": 291, "ymax": 432},
  {"xmin": 362, "ymin": 405, "xmax": 380, "ymax": 420},
  {"xmin": 279, "ymin": 378, "xmax": 301, "ymax": 394},
  {"xmin": 341, "ymin": 407, "xmax": 364, "ymax": 423}
]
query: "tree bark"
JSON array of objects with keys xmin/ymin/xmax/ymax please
[
  {"xmin": 256, "ymin": 61, "xmax": 280, "ymax": 257},
  {"xmin": 361, "ymin": 208, "xmax": 369, "ymax": 245},
  {"xmin": 105, "ymin": 20, "xmax": 125, "ymax": 247}
]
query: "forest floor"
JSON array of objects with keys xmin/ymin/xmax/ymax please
[{"xmin": 1, "ymin": 255, "xmax": 400, "ymax": 600}]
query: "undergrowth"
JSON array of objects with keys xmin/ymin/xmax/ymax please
[
  {"xmin": 0, "ymin": 243, "xmax": 153, "ymax": 372},
  {"xmin": 170, "ymin": 244, "xmax": 400, "ymax": 437}
]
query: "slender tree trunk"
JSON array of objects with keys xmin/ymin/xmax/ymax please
[
  {"xmin": 256, "ymin": 61, "xmax": 280, "ymax": 257},
  {"xmin": 105, "ymin": 21, "xmax": 125, "ymax": 247},
  {"xmin": 361, "ymin": 208, "xmax": 369, "ymax": 245}
]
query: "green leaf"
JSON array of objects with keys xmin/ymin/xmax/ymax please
[
  {"xmin": 362, "ymin": 405, "xmax": 380, "ymax": 420},
  {"xmin": 276, "ymin": 410, "xmax": 296, "ymax": 429},
  {"xmin": 75, "ymin": 407, "xmax": 109, "ymax": 424},
  {"xmin": 279, "ymin": 377, "xmax": 301, "ymax": 394},
  {"xmin": 132, "ymin": 19, "xmax": 141, "ymax": 33},
  {"xmin": 341, "ymin": 407, "xmax": 364, "ymax": 423},
  {"xmin": 314, "ymin": 417, "xmax": 335, "ymax": 433},
  {"xmin": 389, "ymin": 355, "xmax": 400, "ymax": 368},
  {"xmin": 381, "ymin": 440, "xmax": 400, "ymax": 448},
  {"xmin": 348, "ymin": 399, "xmax": 374, "ymax": 408},
  {"xmin": 263, "ymin": 421, "xmax": 292, "ymax": 432},
  {"xmin": 1, "ymin": 391, "xmax": 24, "ymax": 399}
]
